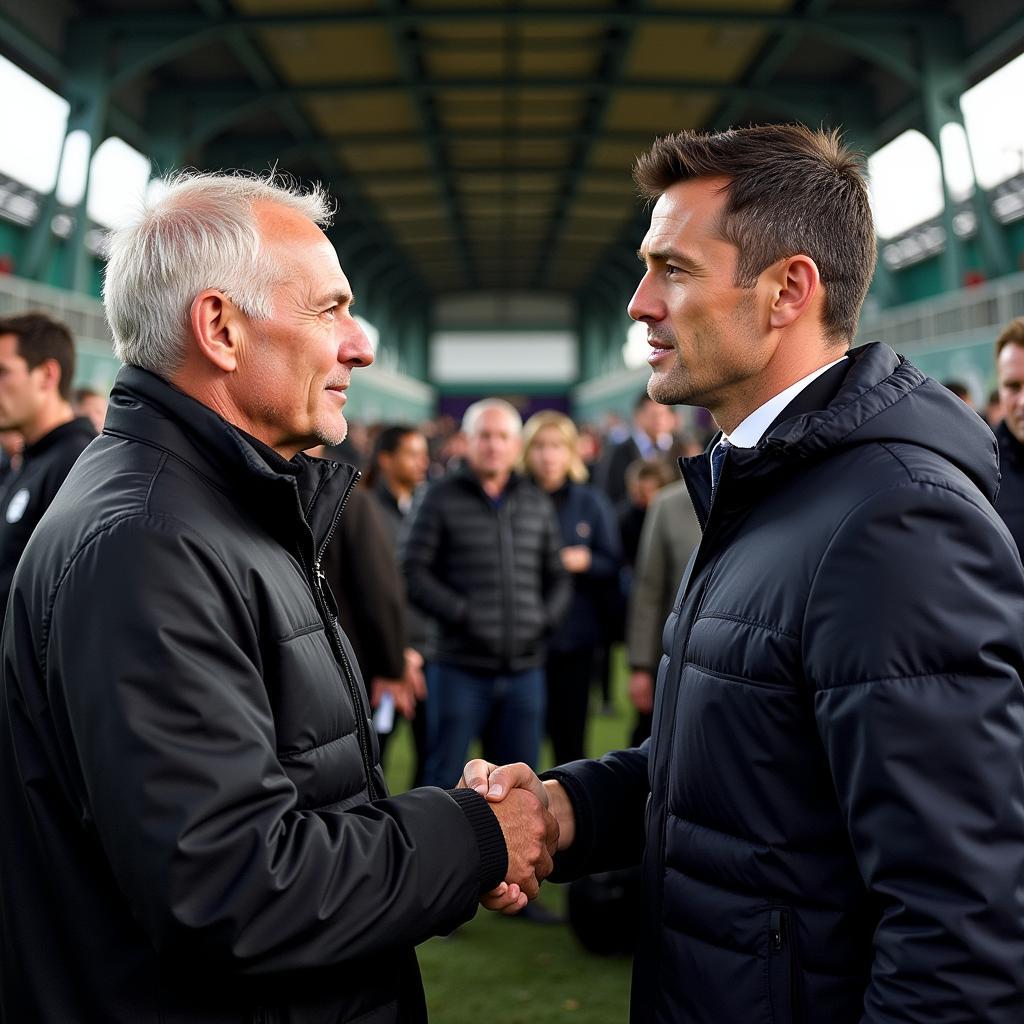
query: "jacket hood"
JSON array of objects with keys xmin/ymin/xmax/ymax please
[{"xmin": 721, "ymin": 342, "xmax": 1000, "ymax": 503}]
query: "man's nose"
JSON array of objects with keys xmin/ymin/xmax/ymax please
[
  {"xmin": 628, "ymin": 273, "xmax": 661, "ymax": 323},
  {"xmin": 341, "ymin": 322, "xmax": 374, "ymax": 367}
]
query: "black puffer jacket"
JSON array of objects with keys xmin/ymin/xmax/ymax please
[
  {"xmin": 548, "ymin": 344, "xmax": 1024, "ymax": 1024},
  {"xmin": 402, "ymin": 467, "xmax": 571, "ymax": 672},
  {"xmin": 0, "ymin": 367, "xmax": 506, "ymax": 1024}
]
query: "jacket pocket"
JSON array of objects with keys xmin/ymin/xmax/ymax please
[{"xmin": 767, "ymin": 907, "xmax": 799, "ymax": 1024}]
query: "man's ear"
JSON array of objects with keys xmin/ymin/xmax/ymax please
[
  {"xmin": 31, "ymin": 357, "xmax": 62, "ymax": 395},
  {"xmin": 190, "ymin": 290, "xmax": 243, "ymax": 373},
  {"xmin": 767, "ymin": 255, "xmax": 820, "ymax": 331}
]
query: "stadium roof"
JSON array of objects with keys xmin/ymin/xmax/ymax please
[{"xmin": 3, "ymin": 0, "xmax": 1024, "ymax": 307}]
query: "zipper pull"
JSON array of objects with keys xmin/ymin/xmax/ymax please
[
  {"xmin": 312, "ymin": 559, "xmax": 327, "ymax": 596},
  {"xmin": 769, "ymin": 909, "xmax": 784, "ymax": 952}
]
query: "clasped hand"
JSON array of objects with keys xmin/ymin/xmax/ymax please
[{"xmin": 457, "ymin": 760, "xmax": 569, "ymax": 915}]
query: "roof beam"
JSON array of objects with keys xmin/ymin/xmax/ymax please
[
  {"xmin": 378, "ymin": 0, "xmax": 476, "ymax": 288},
  {"xmin": 85, "ymin": 9, "xmax": 955, "ymax": 34},
  {"xmin": 173, "ymin": 75, "xmax": 864, "ymax": 102},
  {"xmin": 205, "ymin": 127, "xmax": 669, "ymax": 164},
  {"xmin": 533, "ymin": 0, "xmax": 644, "ymax": 287}
]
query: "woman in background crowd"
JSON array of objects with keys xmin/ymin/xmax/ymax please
[{"xmin": 521, "ymin": 411, "xmax": 621, "ymax": 764}]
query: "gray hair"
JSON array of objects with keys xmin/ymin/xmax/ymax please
[
  {"xmin": 462, "ymin": 398, "xmax": 523, "ymax": 436},
  {"xmin": 102, "ymin": 170, "xmax": 335, "ymax": 375}
]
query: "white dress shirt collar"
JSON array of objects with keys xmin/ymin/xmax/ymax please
[{"xmin": 723, "ymin": 355, "xmax": 848, "ymax": 449}]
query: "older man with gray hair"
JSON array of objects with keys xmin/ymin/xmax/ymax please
[
  {"xmin": 0, "ymin": 172, "xmax": 559, "ymax": 1023},
  {"xmin": 403, "ymin": 398, "xmax": 571, "ymax": 792}
]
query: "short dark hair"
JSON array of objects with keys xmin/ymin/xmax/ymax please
[
  {"xmin": 996, "ymin": 317, "xmax": 1024, "ymax": 358},
  {"xmin": 365, "ymin": 424, "xmax": 422, "ymax": 488},
  {"xmin": 372, "ymin": 424, "xmax": 420, "ymax": 461},
  {"xmin": 633, "ymin": 124, "xmax": 876, "ymax": 342},
  {"xmin": 0, "ymin": 312, "xmax": 75, "ymax": 400}
]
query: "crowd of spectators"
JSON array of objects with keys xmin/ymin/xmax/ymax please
[{"xmin": 314, "ymin": 392, "xmax": 715, "ymax": 802}]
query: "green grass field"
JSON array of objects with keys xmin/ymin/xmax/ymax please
[{"xmin": 383, "ymin": 651, "xmax": 636, "ymax": 1023}]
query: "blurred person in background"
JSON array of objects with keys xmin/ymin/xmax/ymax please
[
  {"xmin": 577, "ymin": 422, "xmax": 602, "ymax": 475},
  {"xmin": 994, "ymin": 317, "xmax": 1024, "ymax": 553},
  {"xmin": 310, "ymin": 443, "xmax": 420, "ymax": 755},
  {"xmin": 366, "ymin": 424, "xmax": 432, "ymax": 785},
  {"xmin": 985, "ymin": 387, "xmax": 1002, "ymax": 428},
  {"xmin": 616, "ymin": 457, "xmax": 677, "ymax": 573},
  {"xmin": 521, "ymin": 410, "xmax": 621, "ymax": 765},
  {"xmin": 625, "ymin": 477, "xmax": 701, "ymax": 746},
  {"xmin": 72, "ymin": 384, "xmax": 109, "ymax": 433},
  {"xmin": 0, "ymin": 428, "xmax": 23, "ymax": 486},
  {"xmin": 593, "ymin": 393, "xmax": 677, "ymax": 504},
  {"xmin": 0, "ymin": 312, "xmax": 95, "ymax": 612},
  {"xmin": 403, "ymin": 398, "xmax": 571, "ymax": 790}
]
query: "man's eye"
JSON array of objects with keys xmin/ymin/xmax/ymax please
[
  {"xmin": 666, "ymin": 265, "xmax": 682, "ymax": 277},
  {"xmin": 322, "ymin": 307, "xmax": 337, "ymax": 320}
]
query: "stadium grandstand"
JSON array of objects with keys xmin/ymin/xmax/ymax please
[
  {"xmin": 2, "ymin": 4, "xmax": 1024, "ymax": 1022},
  {"xmin": 0, "ymin": 1, "xmax": 1023, "ymax": 423}
]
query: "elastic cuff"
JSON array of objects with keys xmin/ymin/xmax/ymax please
[
  {"xmin": 447, "ymin": 788, "xmax": 507, "ymax": 892},
  {"xmin": 539, "ymin": 768, "xmax": 593, "ymax": 882}
]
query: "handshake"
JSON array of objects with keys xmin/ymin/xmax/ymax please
[{"xmin": 457, "ymin": 759, "xmax": 577, "ymax": 914}]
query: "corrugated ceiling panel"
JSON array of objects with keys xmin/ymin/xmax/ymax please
[
  {"xmin": 306, "ymin": 93, "xmax": 420, "ymax": 134},
  {"xmin": 259, "ymin": 26, "xmax": 399, "ymax": 81}
]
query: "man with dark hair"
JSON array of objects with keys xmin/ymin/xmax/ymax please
[
  {"xmin": 467, "ymin": 124, "xmax": 1024, "ymax": 1021},
  {"xmin": 0, "ymin": 312, "xmax": 95, "ymax": 610},
  {"xmin": 365, "ymin": 424, "xmax": 432, "ymax": 783},
  {"xmin": 592, "ymin": 392, "xmax": 676, "ymax": 505},
  {"xmin": 993, "ymin": 317, "xmax": 1024, "ymax": 552}
]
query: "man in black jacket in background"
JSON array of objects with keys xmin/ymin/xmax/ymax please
[
  {"xmin": 0, "ymin": 312, "xmax": 95, "ymax": 611},
  {"xmin": 466, "ymin": 125, "xmax": 1024, "ymax": 1023},
  {"xmin": 403, "ymin": 398, "xmax": 571, "ymax": 790},
  {"xmin": 0, "ymin": 172, "xmax": 557, "ymax": 1024},
  {"xmin": 993, "ymin": 316, "xmax": 1024, "ymax": 553}
]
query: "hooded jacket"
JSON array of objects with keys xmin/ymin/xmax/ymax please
[
  {"xmin": 547, "ymin": 344, "xmax": 1024, "ymax": 1024},
  {"xmin": 0, "ymin": 366, "xmax": 506, "ymax": 1024}
]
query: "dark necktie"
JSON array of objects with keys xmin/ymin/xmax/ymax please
[{"xmin": 710, "ymin": 438, "xmax": 732, "ymax": 494}]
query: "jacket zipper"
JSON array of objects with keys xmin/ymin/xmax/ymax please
[
  {"xmin": 497, "ymin": 501, "xmax": 515, "ymax": 667},
  {"xmin": 302, "ymin": 470, "xmax": 382, "ymax": 801},
  {"xmin": 769, "ymin": 908, "xmax": 797, "ymax": 1023}
]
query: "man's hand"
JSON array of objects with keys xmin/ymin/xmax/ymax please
[
  {"xmin": 488, "ymin": 788, "xmax": 558, "ymax": 902},
  {"xmin": 628, "ymin": 670, "xmax": 654, "ymax": 713},
  {"xmin": 459, "ymin": 759, "xmax": 577, "ymax": 854},
  {"xmin": 560, "ymin": 545, "xmax": 592, "ymax": 574},
  {"xmin": 459, "ymin": 760, "xmax": 570, "ymax": 914},
  {"xmin": 403, "ymin": 648, "xmax": 427, "ymax": 702},
  {"xmin": 370, "ymin": 677, "xmax": 416, "ymax": 719}
]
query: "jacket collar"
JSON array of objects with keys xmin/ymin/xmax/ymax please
[
  {"xmin": 454, "ymin": 463, "xmax": 523, "ymax": 498},
  {"xmin": 22, "ymin": 416, "xmax": 96, "ymax": 461},
  {"xmin": 104, "ymin": 365, "xmax": 359, "ymax": 555},
  {"xmin": 680, "ymin": 341, "xmax": 998, "ymax": 524}
]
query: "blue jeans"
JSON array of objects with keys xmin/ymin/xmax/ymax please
[{"xmin": 423, "ymin": 663, "xmax": 546, "ymax": 789}]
